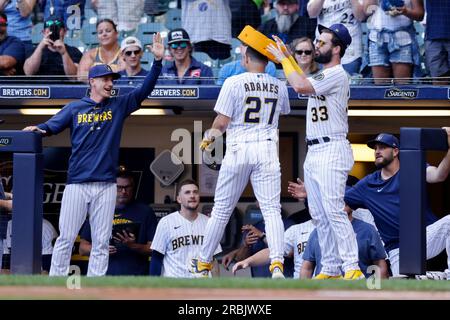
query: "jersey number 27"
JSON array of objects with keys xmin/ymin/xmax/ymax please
[{"xmin": 244, "ymin": 97, "xmax": 278, "ymax": 124}]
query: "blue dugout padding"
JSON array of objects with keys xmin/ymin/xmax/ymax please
[
  {"xmin": 0, "ymin": 130, "xmax": 43, "ymax": 274},
  {"xmin": 400, "ymin": 127, "xmax": 448, "ymax": 276}
]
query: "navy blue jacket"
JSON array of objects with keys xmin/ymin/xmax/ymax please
[
  {"xmin": 37, "ymin": 60, "xmax": 162, "ymax": 184},
  {"xmin": 159, "ymin": 57, "xmax": 214, "ymax": 85}
]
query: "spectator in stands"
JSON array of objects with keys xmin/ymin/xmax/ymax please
[
  {"xmin": 230, "ymin": 0, "xmax": 262, "ymax": 37},
  {"xmin": 307, "ymin": 0, "xmax": 368, "ymax": 75},
  {"xmin": 291, "ymin": 37, "xmax": 319, "ymax": 75},
  {"xmin": 259, "ymin": 0, "xmax": 316, "ymax": 49},
  {"xmin": 216, "ymin": 43, "xmax": 277, "ymax": 85},
  {"xmin": 159, "ymin": 28, "xmax": 214, "ymax": 85},
  {"xmin": 363, "ymin": 0, "xmax": 424, "ymax": 84},
  {"xmin": 79, "ymin": 168, "xmax": 158, "ymax": 275},
  {"xmin": 4, "ymin": 218, "xmax": 58, "ymax": 273},
  {"xmin": 300, "ymin": 209, "xmax": 388, "ymax": 279},
  {"xmin": 0, "ymin": 13, "xmax": 25, "ymax": 76},
  {"xmin": 77, "ymin": 18, "xmax": 123, "ymax": 81},
  {"xmin": 117, "ymin": 36, "xmax": 148, "ymax": 84},
  {"xmin": 0, "ymin": 0, "xmax": 36, "ymax": 58},
  {"xmin": 424, "ymin": 1, "xmax": 450, "ymax": 85},
  {"xmin": 39, "ymin": 0, "xmax": 86, "ymax": 30},
  {"xmin": 181, "ymin": 0, "xmax": 232, "ymax": 59},
  {"xmin": 23, "ymin": 16, "xmax": 82, "ymax": 77},
  {"xmin": 92, "ymin": 0, "xmax": 144, "ymax": 34}
]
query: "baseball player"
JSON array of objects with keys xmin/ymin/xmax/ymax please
[
  {"xmin": 22, "ymin": 33, "xmax": 164, "ymax": 277},
  {"xmin": 192, "ymin": 45, "xmax": 291, "ymax": 279},
  {"xmin": 232, "ymin": 220, "xmax": 316, "ymax": 279},
  {"xmin": 149, "ymin": 180, "xmax": 222, "ymax": 278},
  {"xmin": 307, "ymin": 0, "xmax": 368, "ymax": 75},
  {"xmin": 345, "ymin": 130, "xmax": 450, "ymax": 279},
  {"xmin": 268, "ymin": 24, "xmax": 364, "ymax": 280}
]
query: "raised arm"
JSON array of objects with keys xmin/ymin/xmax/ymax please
[
  {"xmin": 426, "ymin": 127, "xmax": 450, "ymax": 183},
  {"xmin": 307, "ymin": 0, "xmax": 326, "ymax": 18}
]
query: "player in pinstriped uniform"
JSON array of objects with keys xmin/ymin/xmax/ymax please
[
  {"xmin": 307, "ymin": 0, "xmax": 368, "ymax": 75},
  {"xmin": 192, "ymin": 45, "xmax": 290, "ymax": 279},
  {"xmin": 231, "ymin": 220, "xmax": 316, "ymax": 279},
  {"xmin": 268, "ymin": 24, "xmax": 364, "ymax": 280},
  {"xmin": 149, "ymin": 180, "xmax": 222, "ymax": 278},
  {"xmin": 23, "ymin": 33, "xmax": 164, "ymax": 277}
]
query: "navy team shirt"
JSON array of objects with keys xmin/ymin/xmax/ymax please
[
  {"xmin": 80, "ymin": 201, "xmax": 158, "ymax": 275},
  {"xmin": 345, "ymin": 170, "xmax": 438, "ymax": 252},
  {"xmin": 37, "ymin": 59, "xmax": 162, "ymax": 184},
  {"xmin": 303, "ymin": 218, "xmax": 387, "ymax": 277}
]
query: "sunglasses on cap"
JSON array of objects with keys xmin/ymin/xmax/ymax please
[
  {"xmin": 295, "ymin": 50, "xmax": 313, "ymax": 56},
  {"xmin": 124, "ymin": 49, "xmax": 141, "ymax": 56},
  {"xmin": 45, "ymin": 19, "xmax": 64, "ymax": 28},
  {"xmin": 170, "ymin": 42, "xmax": 188, "ymax": 49}
]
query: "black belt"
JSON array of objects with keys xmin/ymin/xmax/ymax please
[{"xmin": 306, "ymin": 136, "xmax": 330, "ymax": 146}]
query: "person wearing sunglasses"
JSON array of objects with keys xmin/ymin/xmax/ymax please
[
  {"xmin": 117, "ymin": 36, "xmax": 148, "ymax": 85},
  {"xmin": 23, "ymin": 16, "xmax": 82, "ymax": 77},
  {"xmin": 291, "ymin": 37, "xmax": 320, "ymax": 76},
  {"xmin": 159, "ymin": 28, "xmax": 214, "ymax": 85},
  {"xmin": 268, "ymin": 24, "xmax": 366, "ymax": 280},
  {"xmin": 0, "ymin": 12, "xmax": 25, "ymax": 76}
]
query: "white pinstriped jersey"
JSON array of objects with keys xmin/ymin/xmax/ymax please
[
  {"xmin": 5, "ymin": 219, "xmax": 58, "ymax": 255},
  {"xmin": 307, "ymin": 65, "xmax": 349, "ymax": 139},
  {"xmin": 151, "ymin": 211, "xmax": 222, "ymax": 278},
  {"xmin": 283, "ymin": 220, "xmax": 316, "ymax": 279},
  {"xmin": 214, "ymin": 72, "xmax": 290, "ymax": 143},
  {"xmin": 314, "ymin": 0, "xmax": 363, "ymax": 64}
]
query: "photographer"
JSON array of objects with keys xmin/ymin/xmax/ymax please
[{"xmin": 23, "ymin": 16, "xmax": 82, "ymax": 77}]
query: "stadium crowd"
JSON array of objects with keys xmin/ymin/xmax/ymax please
[{"xmin": 0, "ymin": 0, "xmax": 448, "ymax": 84}]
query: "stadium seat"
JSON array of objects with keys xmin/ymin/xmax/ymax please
[
  {"xmin": 164, "ymin": 8, "xmax": 181, "ymax": 30},
  {"xmin": 231, "ymin": 37, "xmax": 242, "ymax": 61},
  {"xmin": 150, "ymin": 203, "xmax": 179, "ymax": 223},
  {"xmin": 64, "ymin": 37, "xmax": 86, "ymax": 53},
  {"xmin": 136, "ymin": 22, "xmax": 168, "ymax": 46},
  {"xmin": 141, "ymin": 50, "xmax": 155, "ymax": 70},
  {"xmin": 192, "ymin": 51, "xmax": 215, "ymax": 68},
  {"xmin": 31, "ymin": 23, "xmax": 44, "ymax": 45},
  {"xmin": 81, "ymin": 22, "xmax": 99, "ymax": 48}
]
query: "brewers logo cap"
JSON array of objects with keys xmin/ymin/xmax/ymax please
[
  {"xmin": 168, "ymin": 28, "xmax": 191, "ymax": 44},
  {"xmin": 367, "ymin": 133, "xmax": 400, "ymax": 149},
  {"xmin": 88, "ymin": 64, "xmax": 121, "ymax": 80}
]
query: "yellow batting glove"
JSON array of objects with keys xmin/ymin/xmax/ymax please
[{"xmin": 200, "ymin": 137, "xmax": 214, "ymax": 151}]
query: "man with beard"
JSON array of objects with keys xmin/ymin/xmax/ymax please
[
  {"xmin": 149, "ymin": 180, "xmax": 222, "ymax": 278},
  {"xmin": 345, "ymin": 131, "xmax": 450, "ymax": 279},
  {"xmin": 258, "ymin": 0, "xmax": 316, "ymax": 50},
  {"xmin": 268, "ymin": 23, "xmax": 364, "ymax": 280},
  {"xmin": 0, "ymin": 12, "xmax": 25, "ymax": 75}
]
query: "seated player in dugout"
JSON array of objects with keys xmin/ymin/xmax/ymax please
[
  {"xmin": 149, "ymin": 180, "xmax": 222, "ymax": 278},
  {"xmin": 79, "ymin": 167, "xmax": 158, "ymax": 275}
]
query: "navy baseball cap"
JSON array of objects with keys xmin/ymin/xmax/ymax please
[
  {"xmin": 88, "ymin": 64, "xmax": 121, "ymax": 80},
  {"xmin": 367, "ymin": 133, "xmax": 400, "ymax": 149},
  {"xmin": 318, "ymin": 23, "xmax": 352, "ymax": 49},
  {"xmin": 168, "ymin": 28, "xmax": 191, "ymax": 44}
]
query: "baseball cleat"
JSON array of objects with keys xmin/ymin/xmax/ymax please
[
  {"xmin": 190, "ymin": 258, "xmax": 212, "ymax": 278},
  {"xmin": 269, "ymin": 261, "xmax": 285, "ymax": 279},
  {"xmin": 343, "ymin": 269, "xmax": 365, "ymax": 280},
  {"xmin": 313, "ymin": 273, "xmax": 343, "ymax": 280},
  {"xmin": 415, "ymin": 271, "xmax": 448, "ymax": 280}
]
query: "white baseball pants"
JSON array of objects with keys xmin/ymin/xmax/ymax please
[
  {"xmin": 304, "ymin": 139, "xmax": 359, "ymax": 275},
  {"xmin": 200, "ymin": 140, "xmax": 285, "ymax": 265},
  {"xmin": 49, "ymin": 182, "xmax": 116, "ymax": 277}
]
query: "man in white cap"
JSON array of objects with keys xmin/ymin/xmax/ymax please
[{"xmin": 118, "ymin": 36, "xmax": 148, "ymax": 81}]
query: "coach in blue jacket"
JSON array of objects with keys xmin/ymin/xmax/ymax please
[{"xmin": 23, "ymin": 33, "xmax": 164, "ymax": 277}]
